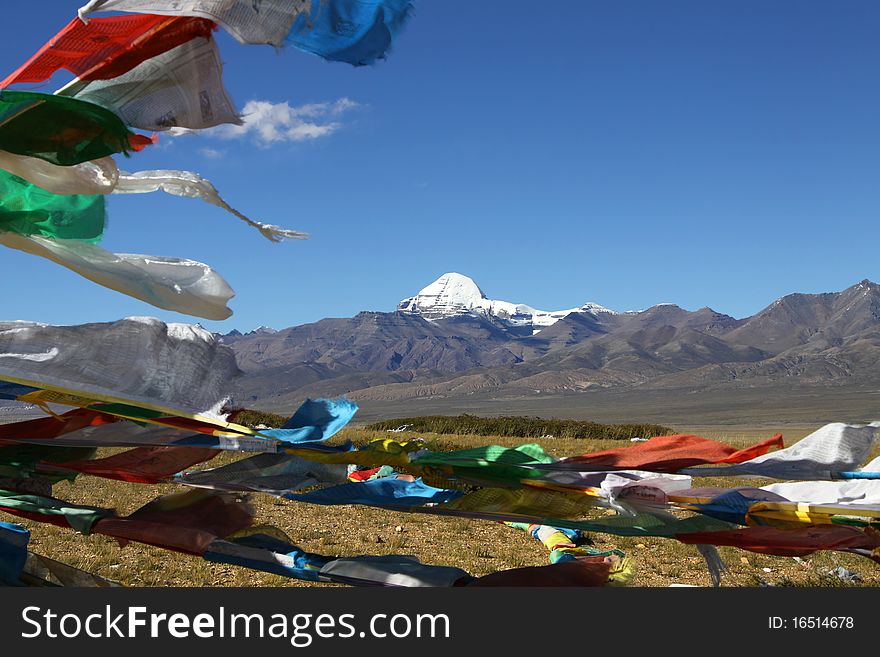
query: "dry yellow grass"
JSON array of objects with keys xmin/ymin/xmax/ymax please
[{"xmin": 4, "ymin": 424, "xmax": 878, "ymax": 588}]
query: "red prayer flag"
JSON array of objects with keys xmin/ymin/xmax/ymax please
[
  {"xmin": 0, "ymin": 489, "xmax": 252, "ymax": 556},
  {"xmin": 0, "ymin": 409, "xmax": 117, "ymax": 445},
  {"xmin": 93, "ymin": 491, "xmax": 254, "ymax": 555},
  {"xmin": 677, "ymin": 525, "xmax": 880, "ymax": 557},
  {"xmin": 0, "ymin": 507, "xmax": 75, "ymax": 531},
  {"xmin": 348, "ymin": 467, "xmax": 382, "ymax": 482},
  {"xmin": 1, "ymin": 14, "xmax": 215, "ymax": 88},
  {"xmin": 558, "ymin": 433, "xmax": 784, "ymax": 473},
  {"xmin": 41, "ymin": 446, "xmax": 219, "ymax": 484}
]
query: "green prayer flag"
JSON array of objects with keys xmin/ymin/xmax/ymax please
[
  {"xmin": 0, "ymin": 444, "xmax": 96, "ymax": 476},
  {"xmin": 0, "ymin": 169, "xmax": 105, "ymax": 242},
  {"xmin": 413, "ymin": 443, "xmax": 556, "ymax": 484},
  {"xmin": 0, "ymin": 90, "xmax": 144, "ymax": 166},
  {"xmin": 0, "ymin": 489, "xmax": 112, "ymax": 534}
]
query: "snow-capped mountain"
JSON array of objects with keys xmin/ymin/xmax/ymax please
[
  {"xmin": 219, "ymin": 278, "xmax": 880, "ymax": 413},
  {"xmin": 397, "ymin": 272, "xmax": 616, "ymax": 332}
]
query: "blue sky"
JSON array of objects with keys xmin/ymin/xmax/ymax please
[{"xmin": 1, "ymin": 1, "xmax": 879, "ymax": 331}]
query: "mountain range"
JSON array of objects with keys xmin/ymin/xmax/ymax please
[{"xmin": 223, "ymin": 274, "xmax": 880, "ymax": 423}]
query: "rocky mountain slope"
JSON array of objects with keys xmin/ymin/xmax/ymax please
[{"xmin": 224, "ymin": 276, "xmax": 880, "ymax": 413}]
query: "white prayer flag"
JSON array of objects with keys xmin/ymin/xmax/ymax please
[
  {"xmin": 0, "ymin": 232, "xmax": 234, "ymax": 321},
  {"xmin": 78, "ymin": 0, "xmax": 310, "ymax": 47},
  {"xmin": 59, "ymin": 37, "xmax": 240, "ymax": 131}
]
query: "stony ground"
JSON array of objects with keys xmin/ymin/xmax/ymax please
[{"xmin": 4, "ymin": 424, "xmax": 879, "ymax": 588}]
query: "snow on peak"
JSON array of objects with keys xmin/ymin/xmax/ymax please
[
  {"xmin": 398, "ymin": 273, "xmax": 617, "ymax": 331},
  {"xmin": 248, "ymin": 325, "xmax": 278, "ymax": 335},
  {"xmin": 400, "ymin": 272, "xmax": 487, "ymax": 316},
  {"xmin": 580, "ymin": 302, "xmax": 616, "ymax": 315},
  {"xmin": 397, "ymin": 273, "xmax": 490, "ymax": 319}
]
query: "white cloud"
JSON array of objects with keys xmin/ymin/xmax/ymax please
[
  {"xmin": 199, "ymin": 147, "xmax": 225, "ymax": 159},
  {"xmin": 213, "ymin": 98, "xmax": 361, "ymax": 145}
]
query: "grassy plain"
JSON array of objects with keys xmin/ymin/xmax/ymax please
[{"xmin": 3, "ymin": 423, "xmax": 878, "ymax": 588}]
